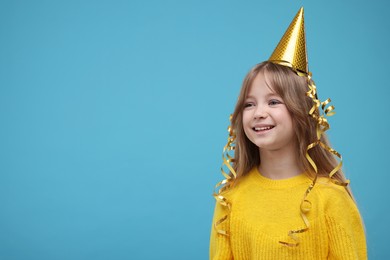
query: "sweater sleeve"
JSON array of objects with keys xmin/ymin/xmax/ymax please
[
  {"xmin": 324, "ymin": 186, "xmax": 367, "ymax": 260},
  {"xmin": 209, "ymin": 201, "xmax": 233, "ymax": 260}
]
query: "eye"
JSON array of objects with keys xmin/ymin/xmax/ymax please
[
  {"xmin": 269, "ymin": 99, "xmax": 282, "ymax": 106},
  {"xmin": 244, "ymin": 102, "xmax": 255, "ymax": 108}
]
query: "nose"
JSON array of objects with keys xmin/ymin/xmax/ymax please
[{"xmin": 254, "ymin": 104, "xmax": 268, "ymax": 119}]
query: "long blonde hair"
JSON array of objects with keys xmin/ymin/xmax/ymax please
[
  {"xmin": 214, "ymin": 61, "xmax": 353, "ymax": 241},
  {"xmin": 230, "ymin": 61, "xmax": 349, "ymax": 190}
]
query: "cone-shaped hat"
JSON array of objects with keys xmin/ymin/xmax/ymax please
[{"xmin": 269, "ymin": 7, "xmax": 308, "ymax": 74}]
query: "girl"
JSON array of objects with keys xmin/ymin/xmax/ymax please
[{"xmin": 210, "ymin": 8, "xmax": 367, "ymax": 260}]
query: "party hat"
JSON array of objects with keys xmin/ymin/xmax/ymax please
[{"xmin": 269, "ymin": 7, "xmax": 308, "ymax": 74}]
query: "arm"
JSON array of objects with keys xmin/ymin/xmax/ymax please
[
  {"xmin": 325, "ymin": 187, "xmax": 367, "ymax": 260},
  {"xmin": 209, "ymin": 201, "xmax": 233, "ymax": 260}
]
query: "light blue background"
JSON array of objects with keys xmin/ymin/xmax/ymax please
[{"xmin": 1, "ymin": 0, "xmax": 389, "ymax": 259}]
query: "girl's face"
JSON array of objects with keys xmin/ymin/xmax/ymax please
[{"xmin": 242, "ymin": 72, "xmax": 296, "ymax": 152}]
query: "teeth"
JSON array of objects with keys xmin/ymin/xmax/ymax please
[{"xmin": 254, "ymin": 126, "xmax": 273, "ymax": 131}]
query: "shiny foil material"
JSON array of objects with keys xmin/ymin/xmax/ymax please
[
  {"xmin": 267, "ymin": 7, "xmax": 348, "ymax": 246},
  {"xmin": 269, "ymin": 7, "xmax": 308, "ymax": 74},
  {"xmin": 213, "ymin": 116, "xmax": 236, "ymax": 236}
]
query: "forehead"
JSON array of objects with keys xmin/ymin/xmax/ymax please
[{"xmin": 247, "ymin": 71, "xmax": 277, "ymax": 97}]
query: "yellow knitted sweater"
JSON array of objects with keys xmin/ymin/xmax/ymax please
[{"xmin": 210, "ymin": 168, "xmax": 367, "ymax": 259}]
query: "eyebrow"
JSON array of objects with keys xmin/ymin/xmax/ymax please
[{"xmin": 245, "ymin": 93, "xmax": 281, "ymax": 99}]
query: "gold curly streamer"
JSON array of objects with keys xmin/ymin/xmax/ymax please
[
  {"xmin": 275, "ymin": 64, "xmax": 349, "ymax": 246},
  {"xmin": 279, "ymin": 176, "xmax": 317, "ymax": 246},
  {"xmin": 214, "ymin": 63, "xmax": 349, "ymax": 245},
  {"xmin": 213, "ymin": 115, "xmax": 237, "ymax": 236},
  {"xmin": 305, "ymin": 78, "xmax": 345, "ymax": 182}
]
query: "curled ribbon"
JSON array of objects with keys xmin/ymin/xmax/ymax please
[
  {"xmin": 214, "ymin": 66, "xmax": 349, "ymax": 245},
  {"xmin": 305, "ymin": 74, "xmax": 347, "ymax": 184},
  {"xmin": 213, "ymin": 115, "xmax": 237, "ymax": 236},
  {"xmin": 279, "ymin": 70, "xmax": 349, "ymax": 246}
]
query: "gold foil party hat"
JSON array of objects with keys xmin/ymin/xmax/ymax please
[{"xmin": 269, "ymin": 7, "xmax": 308, "ymax": 74}]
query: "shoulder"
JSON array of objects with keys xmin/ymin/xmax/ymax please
[
  {"xmin": 219, "ymin": 169, "xmax": 258, "ymax": 201},
  {"xmin": 314, "ymin": 179, "xmax": 367, "ymax": 258},
  {"xmin": 315, "ymin": 177, "xmax": 350, "ymax": 196},
  {"xmin": 314, "ymin": 178, "xmax": 359, "ymax": 217}
]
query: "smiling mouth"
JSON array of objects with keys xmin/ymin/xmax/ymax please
[{"xmin": 253, "ymin": 126, "xmax": 275, "ymax": 132}]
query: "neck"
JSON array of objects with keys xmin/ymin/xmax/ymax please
[{"xmin": 258, "ymin": 146, "xmax": 302, "ymax": 180}]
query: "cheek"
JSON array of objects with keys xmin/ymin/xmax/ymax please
[
  {"xmin": 279, "ymin": 108, "xmax": 293, "ymax": 124},
  {"xmin": 242, "ymin": 113, "xmax": 252, "ymax": 136},
  {"xmin": 242, "ymin": 111, "xmax": 251, "ymax": 125},
  {"xmin": 285, "ymin": 114, "xmax": 294, "ymax": 127}
]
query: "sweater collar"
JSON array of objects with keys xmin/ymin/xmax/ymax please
[{"xmin": 250, "ymin": 167, "xmax": 311, "ymax": 189}]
